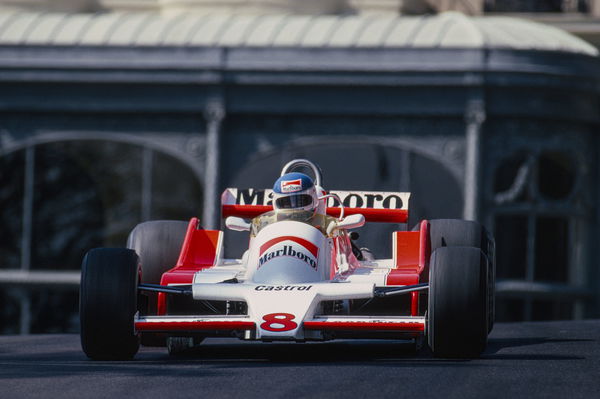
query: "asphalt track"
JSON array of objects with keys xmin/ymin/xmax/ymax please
[{"xmin": 0, "ymin": 320, "xmax": 598, "ymax": 399}]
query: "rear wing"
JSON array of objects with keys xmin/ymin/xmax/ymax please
[{"xmin": 221, "ymin": 189, "xmax": 410, "ymax": 223}]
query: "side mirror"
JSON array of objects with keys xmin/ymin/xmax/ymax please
[
  {"xmin": 225, "ymin": 216, "xmax": 251, "ymax": 231},
  {"xmin": 327, "ymin": 214, "xmax": 365, "ymax": 235}
]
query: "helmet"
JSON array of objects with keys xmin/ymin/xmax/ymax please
[{"xmin": 272, "ymin": 172, "xmax": 318, "ymax": 212}]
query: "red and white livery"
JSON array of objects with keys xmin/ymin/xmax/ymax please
[{"xmin": 80, "ymin": 159, "xmax": 495, "ymax": 360}]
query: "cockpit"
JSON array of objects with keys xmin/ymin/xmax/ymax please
[{"xmin": 251, "ymin": 209, "xmax": 336, "ymax": 237}]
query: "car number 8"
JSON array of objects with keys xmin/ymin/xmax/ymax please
[{"xmin": 260, "ymin": 313, "xmax": 298, "ymax": 332}]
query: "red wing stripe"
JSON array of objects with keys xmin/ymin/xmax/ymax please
[
  {"xmin": 222, "ymin": 205, "xmax": 272, "ymax": 219},
  {"xmin": 326, "ymin": 207, "xmax": 408, "ymax": 223},
  {"xmin": 303, "ymin": 321, "xmax": 424, "ymax": 332},
  {"xmin": 135, "ymin": 321, "xmax": 256, "ymax": 332},
  {"xmin": 259, "ymin": 236, "xmax": 319, "ymax": 258}
]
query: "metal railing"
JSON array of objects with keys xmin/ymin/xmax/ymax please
[
  {"xmin": 0, "ymin": 270, "xmax": 80, "ymax": 287},
  {"xmin": 484, "ymin": 0, "xmax": 594, "ymax": 13}
]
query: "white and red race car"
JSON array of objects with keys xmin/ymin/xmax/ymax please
[{"xmin": 80, "ymin": 159, "xmax": 495, "ymax": 360}]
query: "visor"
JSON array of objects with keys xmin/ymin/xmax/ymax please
[{"xmin": 275, "ymin": 194, "xmax": 313, "ymax": 209}]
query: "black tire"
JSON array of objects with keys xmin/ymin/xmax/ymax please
[
  {"xmin": 427, "ymin": 246, "xmax": 488, "ymax": 358},
  {"xmin": 80, "ymin": 248, "xmax": 140, "ymax": 360},
  {"xmin": 127, "ymin": 220, "xmax": 188, "ymax": 346},
  {"xmin": 428, "ymin": 219, "xmax": 491, "ymax": 254},
  {"xmin": 427, "ymin": 219, "xmax": 496, "ymax": 333}
]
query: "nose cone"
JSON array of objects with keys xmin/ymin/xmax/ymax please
[{"xmin": 252, "ymin": 257, "xmax": 322, "ymax": 284}]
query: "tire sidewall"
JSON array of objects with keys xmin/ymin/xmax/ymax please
[
  {"xmin": 80, "ymin": 248, "xmax": 140, "ymax": 360},
  {"xmin": 427, "ymin": 246, "xmax": 488, "ymax": 358}
]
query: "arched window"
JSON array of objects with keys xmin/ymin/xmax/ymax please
[
  {"xmin": 0, "ymin": 140, "xmax": 203, "ymax": 333},
  {"xmin": 490, "ymin": 147, "xmax": 590, "ymax": 321}
]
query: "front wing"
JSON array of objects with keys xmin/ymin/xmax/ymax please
[
  {"xmin": 135, "ymin": 282, "xmax": 426, "ymax": 340},
  {"xmin": 135, "ymin": 315, "xmax": 425, "ymax": 337}
]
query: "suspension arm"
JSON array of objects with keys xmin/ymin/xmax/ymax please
[{"xmin": 373, "ymin": 283, "xmax": 429, "ymax": 298}]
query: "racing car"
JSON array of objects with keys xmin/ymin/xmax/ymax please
[{"xmin": 80, "ymin": 159, "xmax": 495, "ymax": 360}]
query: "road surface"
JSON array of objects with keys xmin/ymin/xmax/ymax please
[{"xmin": 0, "ymin": 320, "xmax": 598, "ymax": 398}]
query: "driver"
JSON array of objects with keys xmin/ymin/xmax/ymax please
[
  {"xmin": 272, "ymin": 172, "xmax": 370, "ymax": 261},
  {"xmin": 255, "ymin": 171, "xmax": 370, "ymax": 261},
  {"xmin": 272, "ymin": 172, "xmax": 320, "ymax": 213},
  {"xmin": 251, "ymin": 172, "xmax": 329, "ymax": 236}
]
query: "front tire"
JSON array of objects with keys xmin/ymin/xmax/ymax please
[
  {"xmin": 80, "ymin": 248, "xmax": 140, "ymax": 360},
  {"xmin": 427, "ymin": 246, "xmax": 488, "ymax": 358}
]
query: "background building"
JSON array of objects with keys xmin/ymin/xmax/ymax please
[{"xmin": 0, "ymin": 0, "xmax": 599, "ymax": 333}]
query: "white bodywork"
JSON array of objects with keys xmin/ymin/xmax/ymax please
[
  {"xmin": 154, "ymin": 214, "xmax": 415, "ymax": 340},
  {"xmin": 187, "ymin": 218, "xmax": 372, "ymax": 340},
  {"xmin": 135, "ymin": 160, "xmax": 423, "ymax": 341},
  {"xmin": 135, "ymin": 208, "xmax": 426, "ymax": 341}
]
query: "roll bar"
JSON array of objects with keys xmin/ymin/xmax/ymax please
[{"xmin": 280, "ymin": 159, "xmax": 323, "ymax": 187}]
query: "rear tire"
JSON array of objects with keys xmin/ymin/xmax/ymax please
[
  {"xmin": 127, "ymin": 220, "xmax": 188, "ymax": 346},
  {"xmin": 428, "ymin": 219, "xmax": 492, "ymax": 254},
  {"xmin": 80, "ymin": 248, "xmax": 140, "ymax": 360},
  {"xmin": 427, "ymin": 219, "xmax": 495, "ymax": 333},
  {"xmin": 427, "ymin": 246, "xmax": 488, "ymax": 358}
]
